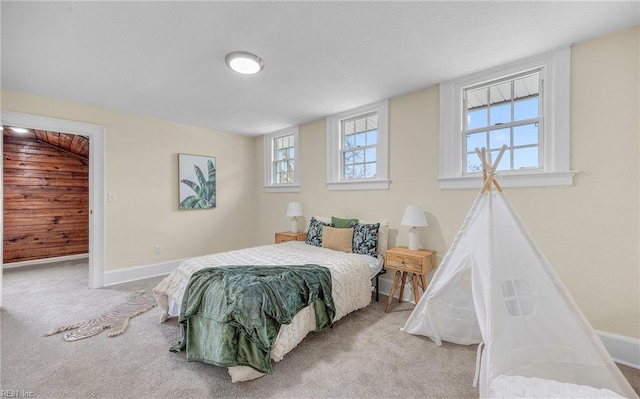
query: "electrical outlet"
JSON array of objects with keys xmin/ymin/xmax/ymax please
[{"xmin": 154, "ymin": 245, "xmax": 161, "ymax": 255}]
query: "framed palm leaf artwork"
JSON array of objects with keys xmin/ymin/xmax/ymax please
[{"xmin": 178, "ymin": 153, "xmax": 216, "ymax": 210}]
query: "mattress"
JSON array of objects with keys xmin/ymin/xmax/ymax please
[
  {"xmin": 153, "ymin": 241, "xmax": 373, "ymax": 382},
  {"xmin": 490, "ymin": 375, "xmax": 624, "ymax": 398}
]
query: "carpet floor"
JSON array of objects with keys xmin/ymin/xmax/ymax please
[{"xmin": 1, "ymin": 259, "xmax": 638, "ymax": 399}]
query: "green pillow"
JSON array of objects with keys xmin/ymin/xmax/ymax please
[{"xmin": 331, "ymin": 216, "xmax": 359, "ymax": 229}]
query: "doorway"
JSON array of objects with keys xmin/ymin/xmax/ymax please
[
  {"xmin": 3, "ymin": 127, "xmax": 89, "ymax": 264},
  {"xmin": 0, "ymin": 111, "xmax": 105, "ymax": 307}
]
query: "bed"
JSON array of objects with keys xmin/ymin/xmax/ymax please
[{"xmin": 153, "ymin": 217, "xmax": 388, "ymax": 382}]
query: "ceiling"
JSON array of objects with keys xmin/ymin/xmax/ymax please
[
  {"xmin": 3, "ymin": 126, "xmax": 90, "ymax": 159},
  {"xmin": 1, "ymin": 2, "xmax": 638, "ymax": 137}
]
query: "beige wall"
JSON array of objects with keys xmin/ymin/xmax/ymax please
[
  {"xmin": 1, "ymin": 91, "xmax": 256, "ymax": 271},
  {"xmin": 253, "ymin": 25, "xmax": 640, "ymax": 338}
]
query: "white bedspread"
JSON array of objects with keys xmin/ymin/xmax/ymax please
[{"xmin": 153, "ymin": 241, "xmax": 372, "ymax": 382}]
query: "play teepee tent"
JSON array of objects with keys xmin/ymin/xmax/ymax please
[{"xmin": 402, "ymin": 146, "xmax": 638, "ymax": 398}]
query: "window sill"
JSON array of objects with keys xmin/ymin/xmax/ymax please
[
  {"xmin": 438, "ymin": 170, "xmax": 577, "ymax": 190},
  {"xmin": 264, "ymin": 184, "xmax": 301, "ymax": 193},
  {"xmin": 327, "ymin": 179, "xmax": 390, "ymax": 191}
]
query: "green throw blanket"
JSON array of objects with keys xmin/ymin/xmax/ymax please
[{"xmin": 171, "ymin": 265, "xmax": 335, "ymax": 374}]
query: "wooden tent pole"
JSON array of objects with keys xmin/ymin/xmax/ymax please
[{"xmin": 475, "ymin": 145, "xmax": 507, "ymax": 193}]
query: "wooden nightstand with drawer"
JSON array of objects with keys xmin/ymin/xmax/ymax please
[
  {"xmin": 275, "ymin": 231, "xmax": 307, "ymax": 243},
  {"xmin": 384, "ymin": 246, "xmax": 436, "ymax": 312}
]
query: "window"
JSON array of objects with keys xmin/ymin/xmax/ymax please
[
  {"xmin": 263, "ymin": 126, "xmax": 299, "ymax": 192},
  {"xmin": 342, "ymin": 113, "xmax": 378, "ymax": 179},
  {"xmin": 501, "ymin": 279, "xmax": 536, "ymax": 317},
  {"xmin": 464, "ymin": 71, "xmax": 541, "ymax": 173},
  {"xmin": 440, "ymin": 48, "xmax": 574, "ymax": 189},
  {"xmin": 327, "ymin": 100, "xmax": 389, "ymax": 190}
]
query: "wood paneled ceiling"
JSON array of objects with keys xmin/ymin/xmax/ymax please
[{"xmin": 3, "ymin": 127, "xmax": 89, "ymax": 159}]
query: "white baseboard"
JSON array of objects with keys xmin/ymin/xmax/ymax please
[
  {"xmin": 104, "ymin": 259, "xmax": 184, "ymax": 286},
  {"xmin": 378, "ymin": 275, "xmax": 421, "ymax": 304},
  {"xmin": 379, "ymin": 276, "xmax": 640, "ymax": 370},
  {"xmin": 2, "ymin": 253, "xmax": 89, "ymax": 269},
  {"xmin": 597, "ymin": 330, "xmax": 640, "ymax": 369}
]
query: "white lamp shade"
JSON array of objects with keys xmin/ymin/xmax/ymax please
[
  {"xmin": 401, "ymin": 205, "xmax": 428, "ymax": 227},
  {"xmin": 286, "ymin": 202, "xmax": 304, "ymax": 217}
]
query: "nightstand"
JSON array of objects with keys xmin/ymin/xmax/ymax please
[
  {"xmin": 384, "ymin": 246, "xmax": 436, "ymax": 312},
  {"xmin": 275, "ymin": 231, "xmax": 307, "ymax": 243}
]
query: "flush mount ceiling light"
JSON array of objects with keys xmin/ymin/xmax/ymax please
[
  {"xmin": 9, "ymin": 127, "xmax": 29, "ymax": 134},
  {"xmin": 225, "ymin": 51, "xmax": 264, "ymax": 75}
]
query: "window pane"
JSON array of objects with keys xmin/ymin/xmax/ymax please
[
  {"xmin": 365, "ymin": 147, "xmax": 376, "ymax": 162},
  {"xmin": 344, "ymin": 134, "xmax": 356, "ymax": 149},
  {"xmin": 355, "ymin": 132, "xmax": 366, "ymax": 147},
  {"xmin": 514, "ymin": 279, "xmax": 533, "ymax": 297},
  {"xmin": 490, "ymin": 103, "xmax": 511, "ymax": 126},
  {"xmin": 344, "ymin": 120, "xmax": 355, "ymax": 135},
  {"xmin": 504, "ymin": 299, "xmax": 521, "ymax": 317},
  {"xmin": 466, "ymin": 153, "xmax": 483, "ymax": 173},
  {"xmin": 366, "ymin": 130, "xmax": 377, "ymax": 145},
  {"xmin": 489, "ymin": 128, "xmax": 510, "ymax": 149},
  {"xmin": 353, "ymin": 150, "xmax": 364, "ymax": 163},
  {"xmin": 514, "ymin": 123, "xmax": 538, "ymax": 146},
  {"xmin": 366, "ymin": 115, "xmax": 378, "ymax": 130},
  {"xmin": 467, "ymin": 87, "xmax": 488, "ymax": 109},
  {"xmin": 466, "ymin": 132, "xmax": 486, "ymax": 153},
  {"xmin": 365, "ymin": 163, "xmax": 377, "ymax": 178},
  {"xmin": 514, "ymin": 147, "xmax": 538, "ymax": 169},
  {"xmin": 353, "ymin": 164, "xmax": 364, "ymax": 178},
  {"xmin": 490, "ymin": 81, "xmax": 512, "ymax": 104},
  {"xmin": 491, "ymin": 149, "xmax": 510, "ymax": 171},
  {"xmin": 502, "ymin": 280, "xmax": 516, "ymax": 298},
  {"xmin": 514, "ymin": 97, "xmax": 538, "ymax": 121},
  {"xmin": 343, "ymin": 151, "xmax": 354, "ymax": 165},
  {"xmin": 514, "ymin": 74, "xmax": 539, "ymax": 99},
  {"xmin": 519, "ymin": 299, "xmax": 535, "ymax": 316},
  {"xmin": 344, "ymin": 165, "xmax": 353, "ymax": 179},
  {"xmin": 467, "ymin": 108, "xmax": 487, "ymax": 130},
  {"xmin": 355, "ymin": 118, "xmax": 366, "ymax": 133}
]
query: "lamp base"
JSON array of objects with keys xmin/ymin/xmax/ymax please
[
  {"xmin": 291, "ymin": 217, "xmax": 298, "ymax": 234},
  {"xmin": 408, "ymin": 228, "xmax": 419, "ymax": 251}
]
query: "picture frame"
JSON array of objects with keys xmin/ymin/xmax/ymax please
[{"xmin": 178, "ymin": 153, "xmax": 216, "ymax": 210}]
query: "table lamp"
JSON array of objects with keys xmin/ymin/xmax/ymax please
[
  {"xmin": 286, "ymin": 202, "xmax": 304, "ymax": 233},
  {"xmin": 401, "ymin": 205, "xmax": 428, "ymax": 251}
]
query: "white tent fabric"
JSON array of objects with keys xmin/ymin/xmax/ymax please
[{"xmin": 401, "ymin": 191, "xmax": 638, "ymax": 399}]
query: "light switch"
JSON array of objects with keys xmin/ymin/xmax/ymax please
[{"xmin": 108, "ymin": 193, "xmax": 117, "ymax": 202}]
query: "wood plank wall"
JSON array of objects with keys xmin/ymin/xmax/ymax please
[{"xmin": 3, "ymin": 132, "xmax": 89, "ymax": 263}]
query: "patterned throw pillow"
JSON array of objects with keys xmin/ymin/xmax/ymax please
[
  {"xmin": 352, "ymin": 222, "xmax": 380, "ymax": 257},
  {"xmin": 305, "ymin": 217, "xmax": 333, "ymax": 247}
]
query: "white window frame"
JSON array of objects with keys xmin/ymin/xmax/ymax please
[
  {"xmin": 327, "ymin": 99, "xmax": 390, "ymax": 190},
  {"xmin": 439, "ymin": 48, "xmax": 576, "ymax": 189},
  {"xmin": 263, "ymin": 126, "xmax": 300, "ymax": 193}
]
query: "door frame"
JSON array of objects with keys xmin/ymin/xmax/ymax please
[{"xmin": 0, "ymin": 111, "xmax": 105, "ymax": 306}]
